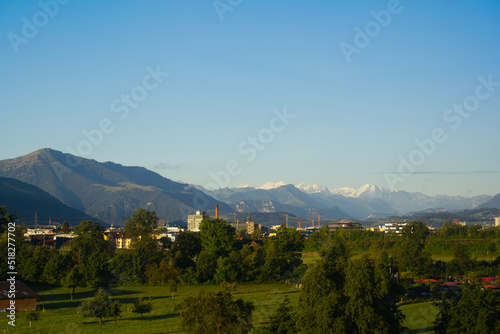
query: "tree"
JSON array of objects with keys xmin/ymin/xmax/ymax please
[
  {"xmin": 199, "ymin": 217, "xmax": 236, "ymax": 258},
  {"xmin": 181, "ymin": 287, "xmax": 254, "ymax": 334},
  {"xmin": 196, "ymin": 250, "xmax": 218, "ymax": 283},
  {"xmin": 297, "ymin": 243, "xmax": 405, "ymax": 334},
  {"xmin": 61, "ymin": 220, "xmax": 70, "ymax": 233},
  {"xmin": 262, "ymin": 295, "xmax": 297, "ymax": 334},
  {"xmin": 71, "ymin": 221, "xmax": 114, "ymax": 287},
  {"xmin": 392, "ymin": 238, "xmax": 433, "ymax": 277},
  {"xmin": 24, "ymin": 310, "xmax": 39, "ymax": 329},
  {"xmin": 131, "ymin": 238, "xmax": 162, "ymax": 283},
  {"xmin": 402, "ymin": 221, "xmax": 429, "ymax": 243},
  {"xmin": 260, "ymin": 225, "xmax": 304, "ymax": 281},
  {"xmin": 79, "ymin": 288, "xmax": 121, "ymax": 324},
  {"xmin": 42, "ymin": 250, "xmax": 70, "ymax": 284},
  {"xmin": 344, "ymin": 257, "xmax": 405, "ymax": 333},
  {"xmin": 172, "ymin": 231, "xmax": 202, "ymax": 269},
  {"xmin": 125, "ymin": 208, "xmax": 159, "ymax": 241},
  {"xmin": 18, "ymin": 245, "xmax": 52, "ymax": 282},
  {"xmin": 63, "ymin": 265, "xmax": 86, "ymax": 296},
  {"xmin": 0, "ymin": 205, "xmax": 17, "ymax": 234},
  {"xmin": 297, "ymin": 243, "xmax": 350, "ymax": 333},
  {"xmin": 434, "ymin": 284, "xmax": 500, "ymax": 333},
  {"xmin": 448, "ymin": 243, "xmax": 474, "ymax": 275},
  {"xmin": 132, "ymin": 297, "xmax": 152, "ymax": 318}
]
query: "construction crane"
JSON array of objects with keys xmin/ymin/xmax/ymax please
[
  {"xmin": 281, "ymin": 214, "xmax": 289, "ymax": 228},
  {"xmin": 288, "ymin": 217, "xmax": 303, "ymax": 229},
  {"xmin": 310, "ymin": 213, "xmax": 321, "ymax": 228}
]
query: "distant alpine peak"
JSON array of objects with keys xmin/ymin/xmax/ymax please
[
  {"xmin": 356, "ymin": 184, "xmax": 389, "ymax": 196},
  {"xmin": 256, "ymin": 181, "xmax": 288, "ymax": 190},
  {"xmin": 296, "ymin": 182, "xmax": 330, "ymax": 194},
  {"xmin": 330, "ymin": 186, "xmax": 358, "ymax": 197},
  {"xmin": 329, "ymin": 184, "xmax": 390, "ymax": 198},
  {"xmin": 238, "ymin": 183, "xmax": 253, "ymax": 188}
]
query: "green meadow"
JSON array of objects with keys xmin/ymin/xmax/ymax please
[
  {"xmin": 1, "ymin": 282, "xmax": 441, "ymax": 334},
  {"xmin": 1, "ymin": 283, "xmax": 299, "ymax": 334}
]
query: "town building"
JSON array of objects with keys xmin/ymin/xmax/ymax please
[
  {"xmin": 104, "ymin": 230, "xmax": 132, "ymax": 249},
  {"xmin": 328, "ymin": 220, "xmax": 363, "ymax": 231},
  {"xmin": 229, "ymin": 216, "xmax": 255, "ymax": 235},
  {"xmin": 495, "ymin": 217, "xmax": 500, "ymax": 228},
  {"xmin": 384, "ymin": 222, "xmax": 407, "ymax": 235},
  {"xmin": 187, "ymin": 210, "xmax": 206, "ymax": 232}
]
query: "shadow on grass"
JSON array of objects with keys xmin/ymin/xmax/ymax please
[
  {"xmin": 403, "ymin": 327, "xmax": 435, "ymax": 334},
  {"xmin": 39, "ymin": 290, "xmax": 144, "ymax": 309}
]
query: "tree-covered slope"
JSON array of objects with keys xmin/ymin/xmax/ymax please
[{"xmin": 0, "ymin": 149, "xmax": 231, "ymax": 225}]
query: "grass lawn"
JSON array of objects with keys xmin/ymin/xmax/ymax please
[
  {"xmin": 400, "ymin": 301, "xmax": 440, "ymax": 334},
  {"xmin": 431, "ymin": 254, "xmax": 490, "ymax": 262},
  {"xmin": 0, "ymin": 283, "xmax": 299, "ymax": 333},
  {"xmin": 0, "ymin": 282, "xmax": 440, "ymax": 334},
  {"xmin": 301, "ymin": 253, "xmax": 321, "ymax": 265}
]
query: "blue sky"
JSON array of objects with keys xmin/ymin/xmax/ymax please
[{"xmin": 1, "ymin": 0, "xmax": 499, "ymax": 196}]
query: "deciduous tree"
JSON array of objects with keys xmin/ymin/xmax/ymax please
[
  {"xmin": 181, "ymin": 287, "xmax": 254, "ymax": 334},
  {"xmin": 434, "ymin": 284, "xmax": 500, "ymax": 333},
  {"xmin": 132, "ymin": 297, "xmax": 152, "ymax": 318},
  {"xmin": 125, "ymin": 208, "xmax": 159, "ymax": 241},
  {"xmin": 79, "ymin": 288, "xmax": 121, "ymax": 324}
]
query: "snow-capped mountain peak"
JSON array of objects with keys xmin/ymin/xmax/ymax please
[
  {"xmin": 238, "ymin": 183, "xmax": 253, "ymax": 188},
  {"xmin": 329, "ymin": 184, "xmax": 390, "ymax": 198},
  {"xmin": 330, "ymin": 187, "xmax": 358, "ymax": 197},
  {"xmin": 356, "ymin": 184, "xmax": 389, "ymax": 197},
  {"xmin": 256, "ymin": 181, "xmax": 288, "ymax": 190},
  {"xmin": 296, "ymin": 182, "xmax": 330, "ymax": 194}
]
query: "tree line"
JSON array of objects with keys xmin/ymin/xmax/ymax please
[{"xmin": 2, "ymin": 205, "xmax": 500, "ymax": 333}]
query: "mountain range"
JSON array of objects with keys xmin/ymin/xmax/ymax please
[
  {"xmin": 0, "ymin": 149, "xmax": 498, "ymax": 226},
  {"xmin": 0, "ymin": 149, "xmax": 230, "ymax": 225},
  {"xmin": 202, "ymin": 182, "xmax": 493, "ymax": 220}
]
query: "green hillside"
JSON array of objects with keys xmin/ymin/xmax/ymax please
[
  {"xmin": 0, "ymin": 149, "xmax": 232, "ymax": 225},
  {"xmin": 0, "ymin": 177, "xmax": 96, "ymax": 225}
]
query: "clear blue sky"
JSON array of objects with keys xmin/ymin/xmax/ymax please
[{"xmin": 1, "ymin": 0, "xmax": 499, "ymax": 196}]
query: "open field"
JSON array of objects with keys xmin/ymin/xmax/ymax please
[
  {"xmin": 0, "ymin": 283, "xmax": 299, "ymax": 334},
  {"xmin": 400, "ymin": 301, "xmax": 440, "ymax": 334},
  {"xmin": 431, "ymin": 254, "xmax": 491, "ymax": 262},
  {"xmin": 1, "ymin": 281, "xmax": 441, "ymax": 334}
]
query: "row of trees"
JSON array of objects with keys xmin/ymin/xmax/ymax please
[
  {"xmin": 0, "ymin": 207, "xmax": 306, "ymax": 293},
  {"xmin": 306, "ymin": 221, "xmax": 500, "ymax": 279},
  {"xmin": 182, "ymin": 238, "xmax": 407, "ymax": 334}
]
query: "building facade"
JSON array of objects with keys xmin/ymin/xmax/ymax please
[
  {"xmin": 188, "ymin": 210, "xmax": 206, "ymax": 232},
  {"xmin": 229, "ymin": 216, "xmax": 255, "ymax": 235},
  {"xmin": 384, "ymin": 222, "xmax": 407, "ymax": 235},
  {"xmin": 328, "ymin": 220, "xmax": 363, "ymax": 231}
]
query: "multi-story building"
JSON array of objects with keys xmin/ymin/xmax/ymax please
[
  {"xmin": 328, "ymin": 220, "xmax": 363, "ymax": 232},
  {"xmin": 229, "ymin": 216, "xmax": 255, "ymax": 235},
  {"xmin": 187, "ymin": 210, "xmax": 206, "ymax": 232},
  {"xmin": 384, "ymin": 222, "xmax": 407, "ymax": 235},
  {"xmin": 495, "ymin": 217, "xmax": 500, "ymax": 228}
]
